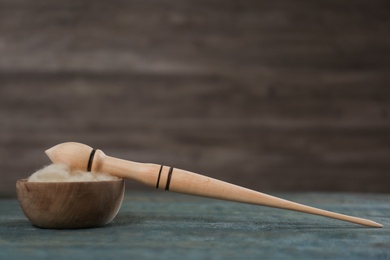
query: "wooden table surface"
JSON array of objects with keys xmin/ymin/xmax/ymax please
[{"xmin": 1, "ymin": 192, "xmax": 388, "ymax": 259}]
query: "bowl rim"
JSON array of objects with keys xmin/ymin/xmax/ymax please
[{"xmin": 17, "ymin": 178, "xmax": 124, "ymax": 184}]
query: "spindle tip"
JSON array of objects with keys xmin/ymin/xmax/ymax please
[
  {"xmin": 45, "ymin": 142, "xmax": 93, "ymax": 171},
  {"xmin": 366, "ymin": 220, "xmax": 383, "ymax": 228}
]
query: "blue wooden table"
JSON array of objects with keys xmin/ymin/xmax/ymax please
[{"xmin": 1, "ymin": 192, "xmax": 389, "ymax": 259}]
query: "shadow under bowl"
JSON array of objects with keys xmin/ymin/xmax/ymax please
[{"xmin": 16, "ymin": 178, "xmax": 125, "ymax": 229}]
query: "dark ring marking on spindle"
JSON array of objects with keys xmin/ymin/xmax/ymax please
[
  {"xmin": 87, "ymin": 149, "xmax": 96, "ymax": 172},
  {"xmin": 156, "ymin": 165, "xmax": 163, "ymax": 189},
  {"xmin": 165, "ymin": 167, "xmax": 173, "ymax": 190}
]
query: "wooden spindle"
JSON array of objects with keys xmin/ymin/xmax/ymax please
[{"xmin": 45, "ymin": 142, "xmax": 383, "ymax": 228}]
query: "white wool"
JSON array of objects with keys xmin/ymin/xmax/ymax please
[{"xmin": 28, "ymin": 164, "xmax": 119, "ymax": 182}]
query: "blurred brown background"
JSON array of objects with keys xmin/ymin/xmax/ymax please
[{"xmin": 1, "ymin": 0, "xmax": 389, "ymax": 197}]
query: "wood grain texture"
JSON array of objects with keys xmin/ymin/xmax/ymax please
[
  {"xmin": 0, "ymin": 0, "xmax": 389, "ymax": 196},
  {"xmin": 16, "ymin": 179, "xmax": 125, "ymax": 228}
]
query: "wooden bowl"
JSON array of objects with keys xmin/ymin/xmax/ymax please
[{"xmin": 16, "ymin": 179, "xmax": 125, "ymax": 229}]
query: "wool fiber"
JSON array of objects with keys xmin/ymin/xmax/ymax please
[{"xmin": 28, "ymin": 164, "xmax": 118, "ymax": 182}]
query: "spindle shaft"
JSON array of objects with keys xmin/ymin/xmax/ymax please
[{"xmin": 45, "ymin": 142, "xmax": 383, "ymax": 228}]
